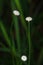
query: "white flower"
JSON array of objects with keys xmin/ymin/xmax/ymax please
[
  {"xmin": 13, "ymin": 10, "xmax": 20, "ymax": 16},
  {"xmin": 21, "ymin": 55, "xmax": 27, "ymax": 61},
  {"xmin": 25, "ymin": 17, "xmax": 32, "ymax": 22}
]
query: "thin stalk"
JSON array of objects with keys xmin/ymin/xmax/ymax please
[
  {"xmin": 13, "ymin": 16, "xmax": 21, "ymax": 56},
  {"xmin": 10, "ymin": 31, "xmax": 17, "ymax": 55},
  {"xmin": 10, "ymin": 0, "xmax": 21, "ymax": 65},
  {"xmin": 28, "ymin": 22, "xmax": 32, "ymax": 65},
  {"xmin": 14, "ymin": 0, "xmax": 27, "ymax": 31},
  {"xmin": 11, "ymin": 0, "xmax": 21, "ymax": 55},
  {"xmin": 11, "ymin": 36, "xmax": 20, "ymax": 58},
  {"xmin": 10, "ymin": 23, "xmax": 20, "ymax": 57},
  {"xmin": 10, "ymin": 0, "xmax": 17, "ymax": 56}
]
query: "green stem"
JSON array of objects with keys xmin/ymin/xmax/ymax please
[
  {"xmin": 13, "ymin": 16, "xmax": 21, "ymax": 56},
  {"xmin": 28, "ymin": 22, "xmax": 32, "ymax": 65},
  {"xmin": 14, "ymin": 0, "xmax": 27, "ymax": 31},
  {"xmin": 11, "ymin": 0, "xmax": 21, "ymax": 56}
]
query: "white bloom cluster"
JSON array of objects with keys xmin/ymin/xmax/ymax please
[
  {"xmin": 13, "ymin": 10, "xmax": 20, "ymax": 16},
  {"xmin": 13, "ymin": 10, "xmax": 32, "ymax": 22},
  {"xmin": 21, "ymin": 55, "xmax": 27, "ymax": 61},
  {"xmin": 25, "ymin": 17, "xmax": 32, "ymax": 22}
]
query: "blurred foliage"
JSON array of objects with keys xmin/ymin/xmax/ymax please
[{"xmin": 0, "ymin": 0, "xmax": 43, "ymax": 65}]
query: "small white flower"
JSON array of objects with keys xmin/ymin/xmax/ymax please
[
  {"xmin": 25, "ymin": 17, "xmax": 32, "ymax": 22},
  {"xmin": 13, "ymin": 10, "xmax": 20, "ymax": 16},
  {"xmin": 21, "ymin": 55, "xmax": 27, "ymax": 61}
]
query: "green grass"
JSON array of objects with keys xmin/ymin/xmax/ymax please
[{"xmin": 0, "ymin": 0, "xmax": 43, "ymax": 65}]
